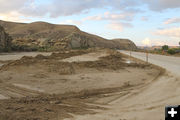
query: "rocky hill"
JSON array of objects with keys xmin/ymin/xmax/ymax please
[
  {"xmin": 0, "ymin": 25, "xmax": 12, "ymax": 52},
  {"xmin": 0, "ymin": 20, "xmax": 137, "ymax": 51}
]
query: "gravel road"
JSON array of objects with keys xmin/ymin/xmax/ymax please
[{"xmin": 119, "ymin": 50, "xmax": 180, "ymax": 76}]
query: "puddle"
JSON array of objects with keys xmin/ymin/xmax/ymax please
[{"xmin": 13, "ymin": 83, "xmax": 44, "ymax": 92}]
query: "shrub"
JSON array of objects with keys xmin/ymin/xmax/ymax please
[
  {"xmin": 168, "ymin": 49, "xmax": 176, "ymax": 55},
  {"xmin": 11, "ymin": 44, "xmax": 39, "ymax": 52}
]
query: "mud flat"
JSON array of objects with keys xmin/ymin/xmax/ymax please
[{"xmin": 0, "ymin": 49, "xmax": 163, "ymax": 120}]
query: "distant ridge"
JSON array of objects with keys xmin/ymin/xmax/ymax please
[{"xmin": 0, "ymin": 20, "xmax": 137, "ymax": 51}]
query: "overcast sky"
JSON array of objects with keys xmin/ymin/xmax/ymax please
[{"xmin": 0, "ymin": 0, "xmax": 180, "ymax": 46}]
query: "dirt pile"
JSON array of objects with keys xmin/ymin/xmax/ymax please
[
  {"xmin": 0, "ymin": 49, "xmax": 148, "ymax": 74},
  {"xmin": 0, "ymin": 49, "xmax": 92, "ymax": 74}
]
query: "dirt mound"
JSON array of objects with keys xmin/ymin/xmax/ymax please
[
  {"xmin": 35, "ymin": 54, "xmax": 49, "ymax": 59},
  {"xmin": 49, "ymin": 49, "xmax": 90, "ymax": 59},
  {"xmin": 75, "ymin": 51, "xmax": 149, "ymax": 70},
  {"xmin": 0, "ymin": 49, "xmax": 94, "ymax": 74},
  {"xmin": 0, "ymin": 49, "xmax": 148, "ymax": 74}
]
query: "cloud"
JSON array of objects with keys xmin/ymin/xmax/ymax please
[
  {"xmin": 142, "ymin": 38, "xmax": 151, "ymax": 46},
  {"xmin": 164, "ymin": 17, "xmax": 180, "ymax": 24},
  {"xmin": 84, "ymin": 11, "xmax": 135, "ymax": 22},
  {"xmin": 48, "ymin": 0, "xmax": 142, "ymax": 17},
  {"xmin": 108, "ymin": 0, "xmax": 141, "ymax": 10},
  {"xmin": 141, "ymin": 16, "xmax": 148, "ymax": 21},
  {"xmin": 155, "ymin": 27, "xmax": 180, "ymax": 38},
  {"xmin": 59, "ymin": 20, "xmax": 82, "ymax": 26},
  {"xmin": 107, "ymin": 22, "xmax": 133, "ymax": 32},
  {"xmin": 45, "ymin": 0, "xmax": 180, "ymax": 17},
  {"xmin": 0, "ymin": 0, "xmax": 43, "ymax": 17},
  {"xmin": 142, "ymin": 0, "xmax": 180, "ymax": 11},
  {"xmin": 84, "ymin": 11, "xmax": 135, "ymax": 32},
  {"xmin": 104, "ymin": 12, "xmax": 135, "ymax": 21},
  {"xmin": 154, "ymin": 41, "xmax": 165, "ymax": 46},
  {"xmin": 141, "ymin": 38, "xmax": 177, "ymax": 46},
  {"xmin": 46, "ymin": 0, "xmax": 106, "ymax": 17},
  {"xmin": 0, "ymin": 11, "xmax": 31, "ymax": 22},
  {"xmin": 0, "ymin": 0, "xmax": 179, "ymax": 22},
  {"xmin": 0, "ymin": 0, "xmax": 28, "ymax": 13},
  {"xmin": 0, "ymin": 0, "xmax": 42, "ymax": 22},
  {"xmin": 84, "ymin": 15, "xmax": 102, "ymax": 21},
  {"xmin": 0, "ymin": 0, "xmax": 142, "ymax": 19}
]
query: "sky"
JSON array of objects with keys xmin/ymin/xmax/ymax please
[{"xmin": 0, "ymin": 0, "xmax": 180, "ymax": 46}]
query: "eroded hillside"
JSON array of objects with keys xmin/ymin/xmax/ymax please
[
  {"xmin": 0, "ymin": 25, "xmax": 12, "ymax": 52},
  {"xmin": 0, "ymin": 20, "xmax": 137, "ymax": 51}
]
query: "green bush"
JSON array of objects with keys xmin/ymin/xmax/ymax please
[
  {"xmin": 167, "ymin": 49, "xmax": 176, "ymax": 54},
  {"xmin": 11, "ymin": 44, "xmax": 39, "ymax": 52},
  {"xmin": 0, "ymin": 46, "xmax": 11, "ymax": 52}
]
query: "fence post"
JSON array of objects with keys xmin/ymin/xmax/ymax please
[{"xmin": 146, "ymin": 51, "xmax": 148, "ymax": 63}]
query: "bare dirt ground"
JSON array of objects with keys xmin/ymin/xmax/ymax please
[
  {"xmin": 0, "ymin": 52, "xmax": 52, "ymax": 61},
  {"xmin": 0, "ymin": 49, "xmax": 163, "ymax": 120}
]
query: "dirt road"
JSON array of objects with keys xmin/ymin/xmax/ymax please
[{"xmin": 119, "ymin": 50, "xmax": 180, "ymax": 76}]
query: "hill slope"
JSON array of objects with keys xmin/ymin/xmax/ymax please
[
  {"xmin": 0, "ymin": 25, "xmax": 12, "ymax": 52},
  {"xmin": 0, "ymin": 20, "xmax": 137, "ymax": 50}
]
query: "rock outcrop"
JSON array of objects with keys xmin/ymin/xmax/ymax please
[
  {"xmin": 0, "ymin": 25, "xmax": 12, "ymax": 52},
  {"xmin": 63, "ymin": 32, "xmax": 137, "ymax": 50},
  {"xmin": 0, "ymin": 20, "xmax": 137, "ymax": 51}
]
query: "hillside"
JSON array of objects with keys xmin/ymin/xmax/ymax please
[
  {"xmin": 0, "ymin": 25, "xmax": 12, "ymax": 52},
  {"xmin": 0, "ymin": 20, "xmax": 137, "ymax": 51}
]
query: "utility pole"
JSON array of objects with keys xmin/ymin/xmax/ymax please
[{"xmin": 146, "ymin": 51, "xmax": 148, "ymax": 63}]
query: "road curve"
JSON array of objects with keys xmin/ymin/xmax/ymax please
[{"xmin": 119, "ymin": 50, "xmax": 180, "ymax": 76}]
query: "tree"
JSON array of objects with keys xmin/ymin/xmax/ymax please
[{"xmin": 162, "ymin": 45, "xmax": 169, "ymax": 51}]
